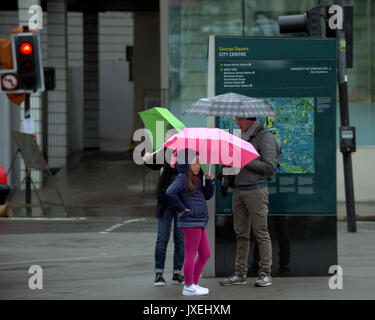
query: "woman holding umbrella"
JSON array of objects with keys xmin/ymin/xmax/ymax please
[
  {"xmin": 142, "ymin": 129, "xmax": 185, "ymax": 286},
  {"xmin": 139, "ymin": 108, "xmax": 187, "ymax": 286},
  {"xmin": 161, "ymin": 126, "xmax": 258, "ymax": 296},
  {"xmin": 165, "ymin": 149, "xmax": 215, "ymax": 296}
]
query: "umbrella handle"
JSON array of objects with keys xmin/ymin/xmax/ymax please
[
  {"xmin": 150, "ymin": 146, "xmax": 164, "ymax": 156},
  {"xmin": 203, "ymin": 163, "xmax": 212, "ymax": 187}
]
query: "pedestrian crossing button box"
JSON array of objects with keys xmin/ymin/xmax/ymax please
[{"xmin": 340, "ymin": 126, "xmax": 356, "ymax": 153}]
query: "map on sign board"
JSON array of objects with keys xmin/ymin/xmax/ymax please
[
  {"xmin": 218, "ymin": 97, "xmax": 315, "ymax": 174},
  {"xmin": 263, "ymin": 97, "xmax": 315, "ymax": 174}
]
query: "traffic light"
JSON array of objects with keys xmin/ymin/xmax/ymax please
[
  {"xmin": 278, "ymin": 5, "xmax": 353, "ymax": 68},
  {"xmin": 0, "ymin": 32, "xmax": 44, "ymax": 93},
  {"xmin": 278, "ymin": 7, "xmax": 322, "ymax": 37}
]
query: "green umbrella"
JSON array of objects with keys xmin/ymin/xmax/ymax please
[
  {"xmin": 139, "ymin": 107, "xmax": 185, "ymax": 151},
  {"xmin": 139, "ymin": 107, "xmax": 207, "ymax": 173}
]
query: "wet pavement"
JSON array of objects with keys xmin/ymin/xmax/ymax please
[
  {"xmin": 1, "ymin": 150, "xmax": 375, "ymax": 300},
  {"xmin": 1, "ymin": 217, "xmax": 375, "ymax": 300},
  {"xmin": 8, "ymin": 151, "xmax": 158, "ymax": 218}
]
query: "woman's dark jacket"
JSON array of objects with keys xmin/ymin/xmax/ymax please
[
  {"xmin": 144, "ymin": 149, "xmax": 178, "ymax": 218},
  {"xmin": 165, "ymin": 160, "xmax": 215, "ymax": 228}
]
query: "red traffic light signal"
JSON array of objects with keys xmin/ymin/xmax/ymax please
[
  {"xmin": 20, "ymin": 42, "xmax": 33, "ymax": 55},
  {"xmin": 0, "ymin": 32, "xmax": 44, "ymax": 93}
]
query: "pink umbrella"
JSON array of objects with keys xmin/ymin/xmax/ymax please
[{"xmin": 163, "ymin": 127, "xmax": 259, "ymax": 169}]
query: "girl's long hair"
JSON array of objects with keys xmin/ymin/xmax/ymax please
[{"xmin": 187, "ymin": 169, "xmax": 196, "ymax": 194}]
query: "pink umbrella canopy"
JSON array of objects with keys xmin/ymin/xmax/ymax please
[{"xmin": 163, "ymin": 127, "xmax": 259, "ymax": 168}]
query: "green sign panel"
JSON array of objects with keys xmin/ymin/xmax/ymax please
[{"xmin": 214, "ymin": 36, "xmax": 337, "ymax": 214}]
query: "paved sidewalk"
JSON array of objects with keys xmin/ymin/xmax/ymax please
[
  {"xmin": 2, "ymin": 151, "xmax": 374, "ymax": 300},
  {"xmin": 0, "ymin": 218, "xmax": 374, "ymax": 300}
]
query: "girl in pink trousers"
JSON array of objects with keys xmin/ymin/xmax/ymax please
[{"xmin": 166, "ymin": 149, "xmax": 215, "ymax": 296}]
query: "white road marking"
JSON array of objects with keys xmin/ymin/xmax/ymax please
[
  {"xmin": 123, "ymin": 218, "xmax": 146, "ymax": 224},
  {"xmin": 0, "ymin": 217, "xmax": 87, "ymax": 221},
  {"xmin": 100, "ymin": 218, "xmax": 147, "ymax": 234},
  {"xmin": 0, "ymin": 255, "xmax": 123, "ymax": 267}
]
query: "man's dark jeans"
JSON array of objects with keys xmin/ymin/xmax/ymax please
[{"xmin": 154, "ymin": 205, "xmax": 185, "ymax": 274}]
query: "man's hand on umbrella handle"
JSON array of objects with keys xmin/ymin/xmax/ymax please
[
  {"xmin": 178, "ymin": 208, "xmax": 190, "ymax": 217},
  {"xmin": 206, "ymin": 173, "xmax": 215, "ymax": 181},
  {"xmin": 142, "ymin": 152, "xmax": 152, "ymax": 163}
]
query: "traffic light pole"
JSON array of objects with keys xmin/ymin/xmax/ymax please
[
  {"xmin": 20, "ymin": 25, "xmax": 32, "ymax": 215},
  {"xmin": 24, "ymin": 93, "xmax": 32, "ymax": 216},
  {"xmin": 334, "ymin": 1, "xmax": 356, "ymax": 232}
]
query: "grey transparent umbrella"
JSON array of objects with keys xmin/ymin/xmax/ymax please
[{"xmin": 183, "ymin": 92, "xmax": 277, "ymax": 118}]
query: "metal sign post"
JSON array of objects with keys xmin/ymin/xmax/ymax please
[
  {"xmin": 334, "ymin": 0, "xmax": 357, "ymax": 232},
  {"xmin": 24, "ymin": 93, "xmax": 32, "ymax": 215}
]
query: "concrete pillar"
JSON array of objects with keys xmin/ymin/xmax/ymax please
[
  {"xmin": 47, "ymin": 0, "xmax": 68, "ymax": 168},
  {"xmin": 83, "ymin": 13, "xmax": 99, "ymax": 149},
  {"xmin": 0, "ymin": 11, "xmax": 21, "ymax": 185},
  {"xmin": 133, "ymin": 12, "xmax": 160, "ymax": 130},
  {"xmin": 67, "ymin": 12, "xmax": 84, "ymax": 154},
  {"xmin": 0, "ymin": 95, "xmax": 20, "ymax": 186},
  {"xmin": 160, "ymin": 0, "xmax": 169, "ymax": 107}
]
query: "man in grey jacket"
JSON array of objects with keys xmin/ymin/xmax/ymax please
[{"xmin": 220, "ymin": 117, "xmax": 278, "ymax": 287}]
